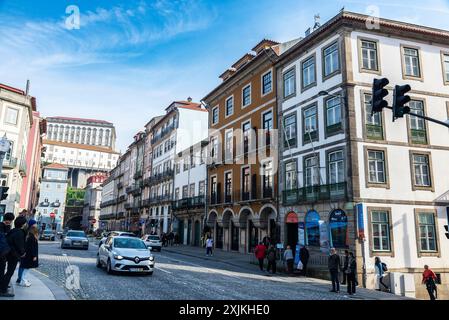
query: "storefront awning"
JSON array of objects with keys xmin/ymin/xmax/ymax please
[{"xmin": 285, "ymin": 211, "xmax": 298, "ymax": 224}]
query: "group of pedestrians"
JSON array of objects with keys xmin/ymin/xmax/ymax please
[
  {"xmin": 0, "ymin": 212, "xmax": 39, "ymax": 297},
  {"xmin": 254, "ymin": 242, "xmax": 278, "ymax": 274},
  {"xmin": 161, "ymin": 232, "xmax": 176, "ymax": 247},
  {"xmin": 328, "ymin": 248, "xmax": 357, "ymax": 295}
]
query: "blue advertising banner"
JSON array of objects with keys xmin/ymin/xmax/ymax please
[
  {"xmin": 356, "ymin": 203, "xmax": 365, "ymax": 240},
  {"xmin": 298, "ymin": 222, "xmax": 305, "ymax": 246},
  {"xmin": 294, "ymin": 244, "xmax": 300, "ymax": 265}
]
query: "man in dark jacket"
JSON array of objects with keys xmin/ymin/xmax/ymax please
[
  {"xmin": 266, "ymin": 245, "xmax": 277, "ymax": 274},
  {"xmin": 341, "ymin": 250, "xmax": 349, "ymax": 285},
  {"xmin": 328, "ymin": 248, "xmax": 341, "ymax": 293},
  {"xmin": 0, "ymin": 216, "xmax": 27, "ymax": 296},
  {"xmin": 299, "ymin": 246, "xmax": 309, "ymax": 277},
  {"xmin": 0, "ymin": 212, "xmax": 15, "ymax": 296}
]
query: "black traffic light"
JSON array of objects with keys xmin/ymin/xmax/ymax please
[
  {"xmin": 392, "ymin": 84, "xmax": 411, "ymax": 122},
  {"xmin": 445, "ymin": 225, "xmax": 449, "ymax": 239},
  {"xmin": 371, "ymin": 78, "xmax": 390, "ymax": 115},
  {"xmin": 0, "ymin": 186, "xmax": 9, "ymax": 201}
]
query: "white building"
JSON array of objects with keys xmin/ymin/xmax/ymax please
[
  {"xmin": 172, "ymin": 139, "xmax": 208, "ymax": 246},
  {"xmin": 277, "ymin": 11, "xmax": 449, "ymax": 299},
  {"xmin": 43, "ymin": 116, "xmax": 120, "ymax": 188},
  {"xmin": 0, "ymin": 83, "xmax": 33, "ymax": 215},
  {"xmin": 148, "ymin": 100, "xmax": 208, "ymax": 235},
  {"xmin": 82, "ymin": 174, "xmax": 107, "ymax": 232}
]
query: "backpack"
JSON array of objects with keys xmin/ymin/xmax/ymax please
[
  {"xmin": 268, "ymin": 250, "xmax": 276, "ymax": 261},
  {"xmin": 381, "ymin": 262, "xmax": 388, "ymax": 272},
  {"xmin": 0, "ymin": 232, "xmax": 11, "ymax": 257}
]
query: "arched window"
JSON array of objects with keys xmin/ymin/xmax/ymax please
[
  {"xmin": 70, "ymin": 126, "xmax": 75, "ymax": 142},
  {"xmin": 105, "ymin": 129, "xmax": 110, "ymax": 146},
  {"xmin": 98, "ymin": 129, "xmax": 103, "ymax": 145},
  {"xmin": 53, "ymin": 125, "xmax": 58, "ymax": 140},
  {"xmin": 64, "ymin": 126, "xmax": 70, "ymax": 141},
  {"xmin": 81, "ymin": 127, "xmax": 86, "ymax": 143},
  {"xmin": 92, "ymin": 128, "xmax": 97, "ymax": 145},
  {"xmin": 75, "ymin": 127, "xmax": 81, "ymax": 143},
  {"xmin": 305, "ymin": 210, "xmax": 320, "ymax": 246},
  {"xmin": 59, "ymin": 126, "xmax": 64, "ymax": 141},
  {"xmin": 47, "ymin": 124, "xmax": 53, "ymax": 139},
  {"xmin": 329, "ymin": 209, "xmax": 348, "ymax": 248},
  {"xmin": 87, "ymin": 128, "xmax": 91, "ymax": 144}
]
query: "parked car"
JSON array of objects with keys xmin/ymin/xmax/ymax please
[
  {"xmin": 97, "ymin": 236, "xmax": 154, "ymax": 275},
  {"xmin": 98, "ymin": 231, "xmax": 137, "ymax": 247},
  {"xmin": 40, "ymin": 230, "xmax": 56, "ymax": 241},
  {"xmin": 142, "ymin": 235, "xmax": 162, "ymax": 252},
  {"xmin": 61, "ymin": 230, "xmax": 89, "ymax": 250}
]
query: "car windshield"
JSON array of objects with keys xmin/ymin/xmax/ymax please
[
  {"xmin": 114, "ymin": 238, "xmax": 147, "ymax": 249},
  {"xmin": 67, "ymin": 231, "xmax": 86, "ymax": 238},
  {"xmin": 148, "ymin": 236, "xmax": 160, "ymax": 241},
  {"xmin": 120, "ymin": 233, "xmax": 136, "ymax": 237}
]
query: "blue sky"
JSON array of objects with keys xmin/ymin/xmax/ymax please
[{"xmin": 1, "ymin": 0, "xmax": 449, "ymax": 152}]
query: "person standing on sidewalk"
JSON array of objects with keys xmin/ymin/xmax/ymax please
[
  {"xmin": 16, "ymin": 220, "xmax": 39, "ymax": 287},
  {"xmin": 422, "ymin": 265, "xmax": 438, "ymax": 300},
  {"xmin": 0, "ymin": 212, "xmax": 15, "ymax": 294},
  {"xmin": 205, "ymin": 236, "xmax": 214, "ymax": 256},
  {"xmin": 346, "ymin": 252, "xmax": 357, "ymax": 295},
  {"xmin": 328, "ymin": 248, "xmax": 341, "ymax": 293},
  {"xmin": 266, "ymin": 245, "xmax": 277, "ymax": 274},
  {"xmin": 299, "ymin": 245, "xmax": 309, "ymax": 277},
  {"xmin": 254, "ymin": 242, "xmax": 267, "ymax": 271},
  {"xmin": 283, "ymin": 245, "xmax": 294, "ymax": 275},
  {"xmin": 0, "ymin": 216, "xmax": 27, "ymax": 297},
  {"xmin": 341, "ymin": 250, "xmax": 349, "ymax": 285}
]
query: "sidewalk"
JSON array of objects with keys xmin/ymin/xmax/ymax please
[
  {"xmin": 1, "ymin": 269, "xmax": 70, "ymax": 301},
  {"xmin": 161, "ymin": 245, "xmax": 414, "ymax": 300}
]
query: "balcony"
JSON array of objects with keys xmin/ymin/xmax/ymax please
[
  {"xmin": 50, "ymin": 202, "xmax": 61, "ymax": 208},
  {"xmin": 142, "ymin": 199, "xmax": 151, "ymax": 207},
  {"xmin": 126, "ymin": 183, "xmax": 142, "ymax": 195},
  {"xmin": 2, "ymin": 157, "xmax": 17, "ymax": 169},
  {"xmin": 143, "ymin": 177, "xmax": 151, "ymax": 187},
  {"xmin": 39, "ymin": 201, "xmax": 50, "ymax": 207},
  {"xmin": 151, "ymin": 122, "xmax": 177, "ymax": 144},
  {"xmin": 124, "ymin": 203, "xmax": 132, "ymax": 209},
  {"xmin": 133, "ymin": 170, "xmax": 143, "ymax": 179},
  {"xmin": 148, "ymin": 170, "xmax": 174, "ymax": 186},
  {"xmin": 282, "ymin": 182, "xmax": 347, "ymax": 205},
  {"xmin": 149, "ymin": 194, "xmax": 172, "ymax": 204},
  {"xmin": 172, "ymin": 196, "xmax": 205, "ymax": 210}
]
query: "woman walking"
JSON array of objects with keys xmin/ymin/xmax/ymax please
[
  {"xmin": 16, "ymin": 220, "xmax": 39, "ymax": 287},
  {"xmin": 374, "ymin": 257, "xmax": 390, "ymax": 292},
  {"xmin": 422, "ymin": 265, "xmax": 438, "ymax": 300},
  {"xmin": 283, "ymin": 245, "xmax": 294, "ymax": 275},
  {"xmin": 346, "ymin": 252, "xmax": 357, "ymax": 295},
  {"xmin": 254, "ymin": 242, "xmax": 267, "ymax": 271}
]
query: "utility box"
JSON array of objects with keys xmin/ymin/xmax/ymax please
[
  {"xmin": 390, "ymin": 272, "xmax": 416, "ymax": 297},
  {"xmin": 403, "ymin": 273, "xmax": 416, "ymax": 298}
]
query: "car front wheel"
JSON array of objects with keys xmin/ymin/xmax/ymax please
[
  {"xmin": 106, "ymin": 259, "xmax": 113, "ymax": 274},
  {"xmin": 96, "ymin": 255, "xmax": 102, "ymax": 268}
]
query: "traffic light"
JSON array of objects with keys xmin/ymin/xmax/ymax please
[
  {"xmin": 0, "ymin": 186, "xmax": 9, "ymax": 201},
  {"xmin": 445, "ymin": 225, "xmax": 449, "ymax": 239},
  {"xmin": 371, "ymin": 78, "xmax": 390, "ymax": 115},
  {"xmin": 392, "ymin": 84, "xmax": 411, "ymax": 122}
]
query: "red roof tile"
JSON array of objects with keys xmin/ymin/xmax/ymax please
[{"xmin": 0, "ymin": 83, "xmax": 25, "ymax": 95}]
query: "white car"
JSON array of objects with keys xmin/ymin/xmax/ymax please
[
  {"xmin": 142, "ymin": 235, "xmax": 162, "ymax": 252},
  {"xmin": 98, "ymin": 231, "xmax": 136, "ymax": 247},
  {"xmin": 97, "ymin": 236, "xmax": 155, "ymax": 275}
]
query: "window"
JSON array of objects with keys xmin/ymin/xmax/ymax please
[
  {"xmin": 242, "ymin": 85, "xmax": 251, "ymax": 107},
  {"xmin": 262, "ymin": 71, "xmax": 272, "ymax": 95},
  {"xmin": 198, "ymin": 181, "xmax": 205, "ymax": 196},
  {"xmin": 364, "ymin": 93, "xmax": 383, "ymax": 140},
  {"xmin": 225, "ymin": 96, "xmax": 234, "ymax": 117},
  {"xmin": 262, "ymin": 161, "xmax": 273, "ymax": 198},
  {"xmin": 360, "ymin": 40, "xmax": 379, "ymax": 71},
  {"xmin": 443, "ymin": 53, "xmax": 449, "ymax": 83},
  {"xmin": 283, "ymin": 68, "xmax": 296, "ymax": 98},
  {"xmin": 304, "ymin": 155, "xmax": 320, "ymax": 187},
  {"xmin": 303, "ymin": 105, "xmax": 318, "ymax": 143},
  {"xmin": 225, "ymin": 172, "xmax": 232, "ymax": 202},
  {"xmin": 305, "ymin": 210, "xmax": 320, "ymax": 246},
  {"xmin": 5, "ymin": 107, "xmax": 18, "ymax": 125},
  {"xmin": 175, "ymin": 188, "xmax": 179, "ymax": 200},
  {"xmin": 408, "ymin": 100, "xmax": 427, "ymax": 144},
  {"xmin": 190, "ymin": 154, "xmax": 195, "ymax": 168},
  {"xmin": 242, "ymin": 167, "xmax": 250, "ymax": 200},
  {"xmin": 285, "ymin": 161, "xmax": 297, "ymax": 190},
  {"xmin": 182, "ymin": 186, "xmax": 188, "ymax": 199},
  {"xmin": 212, "ymin": 107, "xmax": 219, "ymax": 125},
  {"xmin": 323, "ymin": 42, "xmax": 340, "ymax": 77},
  {"xmin": 284, "ymin": 114, "xmax": 297, "ymax": 148},
  {"xmin": 242, "ymin": 121, "xmax": 251, "ymax": 155},
  {"xmin": 302, "ymin": 56, "xmax": 316, "ymax": 89},
  {"xmin": 329, "ymin": 209, "xmax": 347, "ymax": 248},
  {"xmin": 417, "ymin": 212, "xmax": 437, "ymax": 252},
  {"xmin": 412, "ymin": 154, "xmax": 431, "ymax": 187},
  {"xmin": 262, "ymin": 111, "xmax": 273, "ymax": 145},
  {"xmin": 210, "ymin": 176, "xmax": 217, "ymax": 203},
  {"xmin": 225, "ymin": 130, "xmax": 233, "ymax": 163},
  {"xmin": 403, "ymin": 47, "xmax": 421, "ymax": 78},
  {"xmin": 210, "ymin": 136, "xmax": 219, "ymax": 160},
  {"xmin": 328, "ymin": 151, "xmax": 344, "ymax": 184},
  {"xmin": 326, "ymin": 97, "xmax": 342, "ymax": 134},
  {"xmin": 368, "ymin": 150, "xmax": 386, "ymax": 184},
  {"xmin": 370, "ymin": 210, "xmax": 391, "ymax": 252},
  {"xmin": 189, "ymin": 183, "xmax": 195, "ymax": 197}
]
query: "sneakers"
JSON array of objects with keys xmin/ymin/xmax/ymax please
[
  {"xmin": 18, "ymin": 280, "xmax": 31, "ymax": 287},
  {"xmin": 0, "ymin": 291, "xmax": 15, "ymax": 297}
]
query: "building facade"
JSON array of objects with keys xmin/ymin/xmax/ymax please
[
  {"xmin": 43, "ymin": 116, "xmax": 119, "ymax": 188},
  {"xmin": 276, "ymin": 11, "xmax": 449, "ymax": 299},
  {"xmin": 0, "ymin": 83, "xmax": 34, "ymax": 216},
  {"xmin": 35, "ymin": 163, "xmax": 69, "ymax": 231},
  {"xmin": 82, "ymin": 173, "xmax": 107, "ymax": 232}
]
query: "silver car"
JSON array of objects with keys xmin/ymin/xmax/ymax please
[
  {"xmin": 96, "ymin": 236, "xmax": 155, "ymax": 275},
  {"xmin": 142, "ymin": 235, "xmax": 162, "ymax": 252},
  {"xmin": 61, "ymin": 230, "xmax": 89, "ymax": 250}
]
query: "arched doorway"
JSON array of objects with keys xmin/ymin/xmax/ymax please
[
  {"xmin": 66, "ymin": 216, "xmax": 83, "ymax": 230},
  {"xmin": 221, "ymin": 210, "xmax": 233, "ymax": 251},
  {"xmin": 194, "ymin": 220, "xmax": 201, "ymax": 247},
  {"xmin": 285, "ymin": 211, "xmax": 299, "ymax": 253},
  {"xmin": 305, "ymin": 210, "xmax": 320, "ymax": 247},
  {"xmin": 329, "ymin": 209, "xmax": 348, "ymax": 248},
  {"xmin": 187, "ymin": 219, "xmax": 192, "ymax": 245},
  {"xmin": 178, "ymin": 220, "xmax": 184, "ymax": 245},
  {"xmin": 230, "ymin": 220, "xmax": 239, "ymax": 251}
]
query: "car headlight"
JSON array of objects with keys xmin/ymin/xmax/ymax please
[
  {"xmin": 149, "ymin": 256, "xmax": 154, "ymax": 261},
  {"xmin": 113, "ymin": 255, "xmax": 123, "ymax": 260},
  {"xmin": 83, "ymin": 240, "xmax": 88, "ymax": 243}
]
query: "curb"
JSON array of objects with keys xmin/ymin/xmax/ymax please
[{"xmin": 31, "ymin": 270, "xmax": 71, "ymax": 300}]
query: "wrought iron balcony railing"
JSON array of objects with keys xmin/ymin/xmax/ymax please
[
  {"xmin": 172, "ymin": 196, "xmax": 205, "ymax": 210},
  {"xmin": 282, "ymin": 182, "xmax": 347, "ymax": 205}
]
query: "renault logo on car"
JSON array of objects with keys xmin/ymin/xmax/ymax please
[{"xmin": 134, "ymin": 257, "xmax": 140, "ymax": 264}]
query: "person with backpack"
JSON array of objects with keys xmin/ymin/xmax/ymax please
[
  {"xmin": 16, "ymin": 220, "xmax": 39, "ymax": 287},
  {"xmin": 0, "ymin": 216, "xmax": 27, "ymax": 297},
  {"xmin": 328, "ymin": 248, "xmax": 341, "ymax": 293},
  {"xmin": 422, "ymin": 265, "xmax": 438, "ymax": 300},
  {"xmin": 266, "ymin": 245, "xmax": 277, "ymax": 274},
  {"xmin": 254, "ymin": 242, "xmax": 267, "ymax": 271},
  {"xmin": 346, "ymin": 252, "xmax": 357, "ymax": 295},
  {"xmin": 375, "ymin": 257, "xmax": 390, "ymax": 292}
]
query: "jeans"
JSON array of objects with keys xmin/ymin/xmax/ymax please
[
  {"xmin": 0, "ymin": 254, "xmax": 19, "ymax": 293},
  {"xmin": 206, "ymin": 247, "xmax": 213, "ymax": 255},
  {"xmin": 341, "ymin": 271, "xmax": 347, "ymax": 284},
  {"xmin": 301, "ymin": 261, "xmax": 308, "ymax": 276},
  {"xmin": 286, "ymin": 259, "xmax": 293, "ymax": 274},
  {"xmin": 378, "ymin": 276, "xmax": 389, "ymax": 290},
  {"xmin": 258, "ymin": 259, "xmax": 264, "ymax": 271},
  {"xmin": 347, "ymin": 273, "xmax": 356, "ymax": 294},
  {"xmin": 426, "ymin": 280, "xmax": 437, "ymax": 300},
  {"xmin": 330, "ymin": 269, "xmax": 340, "ymax": 292},
  {"xmin": 17, "ymin": 267, "xmax": 25, "ymax": 283},
  {"xmin": 267, "ymin": 260, "xmax": 276, "ymax": 274}
]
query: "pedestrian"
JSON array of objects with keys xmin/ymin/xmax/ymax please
[
  {"xmin": 254, "ymin": 242, "xmax": 267, "ymax": 271},
  {"xmin": 0, "ymin": 213, "xmax": 15, "ymax": 295},
  {"xmin": 161, "ymin": 233, "xmax": 167, "ymax": 247},
  {"xmin": 174, "ymin": 233, "xmax": 180, "ymax": 246},
  {"xmin": 0, "ymin": 216, "xmax": 27, "ymax": 297},
  {"xmin": 374, "ymin": 257, "xmax": 390, "ymax": 292},
  {"xmin": 346, "ymin": 252, "xmax": 357, "ymax": 295},
  {"xmin": 341, "ymin": 250, "xmax": 349, "ymax": 285},
  {"xmin": 422, "ymin": 265, "xmax": 438, "ymax": 300},
  {"xmin": 328, "ymin": 248, "xmax": 341, "ymax": 293},
  {"xmin": 266, "ymin": 245, "xmax": 277, "ymax": 274},
  {"xmin": 283, "ymin": 245, "xmax": 294, "ymax": 275},
  {"xmin": 299, "ymin": 245, "xmax": 309, "ymax": 277},
  {"xmin": 16, "ymin": 220, "xmax": 39, "ymax": 287},
  {"xmin": 169, "ymin": 232, "xmax": 174, "ymax": 246},
  {"xmin": 206, "ymin": 236, "xmax": 213, "ymax": 256}
]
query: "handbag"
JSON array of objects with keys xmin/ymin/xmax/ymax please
[{"xmin": 297, "ymin": 260, "xmax": 303, "ymax": 270}]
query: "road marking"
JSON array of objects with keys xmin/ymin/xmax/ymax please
[{"xmin": 155, "ymin": 266, "xmax": 172, "ymax": 274}]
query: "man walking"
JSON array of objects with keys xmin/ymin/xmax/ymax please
[
  {"xmin": 0, "ymin": 216, "xmax": 27, "ymax": 297},
  {"xmin": 299, "ymin": 245, "xmax": 309, "ymax": 277},
  {"xmin": 328, "ymin": 248, "xmax": 341, "ymax": 293}
]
